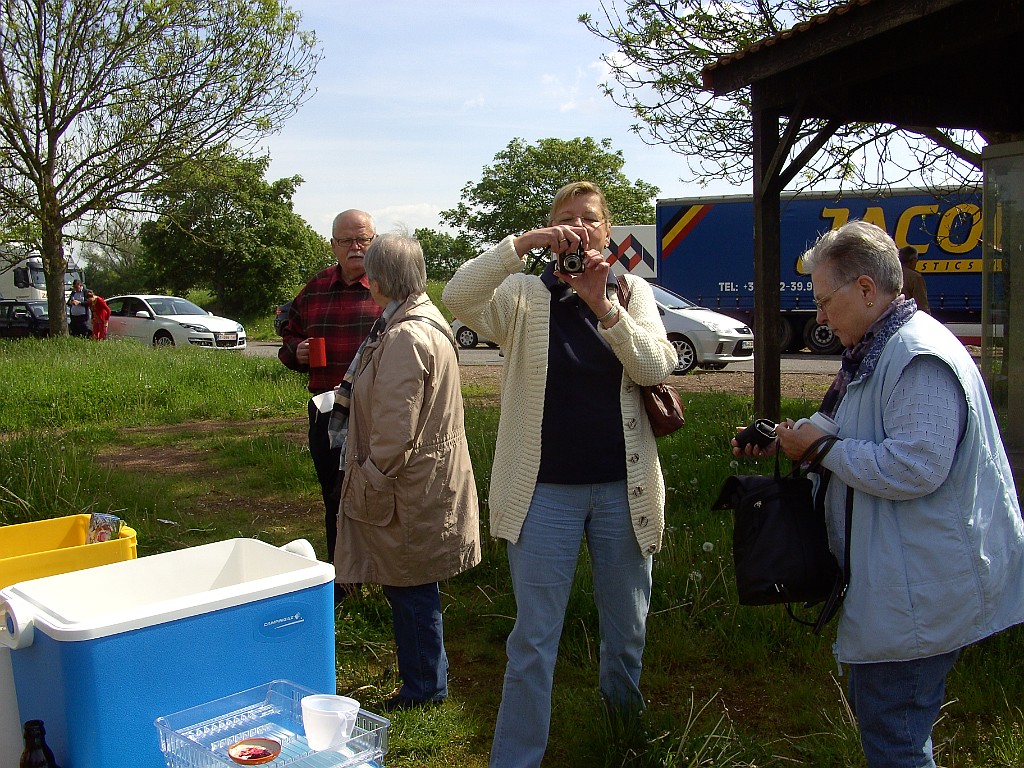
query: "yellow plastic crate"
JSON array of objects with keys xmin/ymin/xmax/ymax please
[{"xmin": 0, "ymin": 514, "xmax": 137, "ymax": 590}]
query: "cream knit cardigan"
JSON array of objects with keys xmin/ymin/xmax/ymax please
[{"xmin": 442, "ymin": 235, "xmax": 677, "ymax": 555}]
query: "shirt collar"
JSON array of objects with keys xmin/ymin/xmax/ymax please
[{"xmin": 331, "ymin": 264, "xmax": 371, "ymax": 290}]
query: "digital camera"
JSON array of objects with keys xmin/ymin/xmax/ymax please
[
  {"xmin": 735, "ymin": 418, "xmax": 777, "ymax": 450},
  {"xmin": 556, "ymin": 242, "xmax": 586, "ymax": 274}
]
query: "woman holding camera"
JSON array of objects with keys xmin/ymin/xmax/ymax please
[
  {"xmin": 336, "ymin": 233, "xmax": 480, "ymax": 711},
  {"xmin": 443, "ymin": 181, "xmax": 676, "ymax": 768},
  {"xmin": 737, "ymin": 220, "xmax": 1024, "ymax": 768}
]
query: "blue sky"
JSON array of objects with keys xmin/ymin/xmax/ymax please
[{"xmin": 259, "ymin": 0, "xmax": 740, "ymax": 238}]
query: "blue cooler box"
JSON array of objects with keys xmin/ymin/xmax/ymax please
[{"xmin": 0, "ymin": 538, "xmax": 335, "ymax": 768}]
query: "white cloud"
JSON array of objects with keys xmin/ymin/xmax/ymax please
[{"xmin": 258, "ymin": 0, "xmax": 742, "ymax": 240}]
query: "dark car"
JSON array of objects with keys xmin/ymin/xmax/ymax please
[
  {"xmin": 0, "ymin": 299, "xmax": 50, "ymax": 338},
  {"xmin": 274, "ymin": 301, "xmax": 292, "ymax": 335}
]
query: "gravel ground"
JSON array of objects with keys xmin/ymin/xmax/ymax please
[{"xmin": 457, "ymin": 365, "xmax": 834, "ymax": 401}]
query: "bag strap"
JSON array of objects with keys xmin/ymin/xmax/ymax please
[
  {"xmin": 809, "ymin": 486, "xmax": 854, "ymax": 634},
  {"xmin": 770, "ymin": 432, "xmax": 837, "ymax": 480},
  {"xmin": 392, "ymin": 314, "xmax": 459, "ymax": 357},
  {"xmin": 615, "ymin": 274, "xmax": 631, "ymax": 309},
  {"xmin": 791, "ymin": 433, "xmax": 839, "ymax": 476}
]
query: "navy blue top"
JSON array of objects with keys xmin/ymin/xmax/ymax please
[{"xmin": 536, "ymin": 263, "xmax": 625, "ymax": 484}]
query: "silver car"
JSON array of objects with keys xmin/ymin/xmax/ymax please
[
  {"xmin": 106, "ymin": 295, "xmax": 246, "ymax": 350},
  {"xmin": 650, "ymin": 284, "xmax": 753, "ymax": 374}
]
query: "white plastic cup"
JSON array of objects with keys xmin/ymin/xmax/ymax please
[
  {"xmin": 793, "ymin": 411, "xmax": 839, "ymax": 436},
  {"xmin": 301, "ymin": 694, "xmax": 360, "ymax": 751}
]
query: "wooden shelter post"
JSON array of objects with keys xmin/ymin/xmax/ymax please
[{"xmin": 751, "ymin": 89, "xmax": 782, "ymax": 422}]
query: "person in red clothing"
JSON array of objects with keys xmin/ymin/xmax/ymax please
[
  {"xmin": 279, "ymin": 209, "xmax": 382, "ymax": 582},
  {"xmin": 84, "ymin": 290, "xmax": 111, "ymax": 340}
]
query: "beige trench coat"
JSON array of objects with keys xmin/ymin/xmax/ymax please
[{"xmin": 336, "ymin": 293, "xmax": 481, "ymax": 586}]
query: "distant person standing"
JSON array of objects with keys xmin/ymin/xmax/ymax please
[
  {"xmin": 279, "ymin": 210, "xmax": 382, "ymax": 576},
  {"xmin": 85, "ymin": 290, "xmax": 110, "ymax": 340},
  {"xmin": 67, "ymin": 279, "xmax": 90, "ymax": 337},
  {"xmin": 898, "ymin": 246, "xmax": 930, "ymax": 314}
]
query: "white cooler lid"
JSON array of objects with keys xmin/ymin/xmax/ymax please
[{"xmin": 0, "ymin": 538, "xmax": 334, "ymax": 641}]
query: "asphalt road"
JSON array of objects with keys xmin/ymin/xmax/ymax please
[{"xmin": 246, "ymin": 340, "xmax": 842, "ymax": 374}]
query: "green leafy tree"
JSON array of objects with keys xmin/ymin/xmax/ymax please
[
  {"xmin": 440, "ymin": 137, "xmax": 658, "ymax": 248},
  {"xmin": 138, "ymin": 151, "xmax": 330, "ymax": 318},
  {"xmin": 0, "ymin": 0, "xmax": 321, "ymax": 334},
  {"xmin": 581, "ymin": 1, "xmax": 985, "ymax": 189},
  {"xmin": 414, "ymin": 228, "xmax": 477, "ymax": 280}
]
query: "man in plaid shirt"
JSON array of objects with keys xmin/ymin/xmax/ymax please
[{"xmin": 279, "ymin": 209, "xmax": 382, "ymax": 575}]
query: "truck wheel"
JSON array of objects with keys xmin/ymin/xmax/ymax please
[
  {"xmin": 670, "ymin": 336, "xmax": 698, "ymax": 375},
  {"xmin": 779, "ymin": 318, "xmax": 800, "ymax": 352},
  {"xmin": 803, "ymin": 319, "xmax": 843, "ymax": 355},
  {"xmin": 455, "ymin": 327, "xmax": 478, "ymax": 348},
  {"xmin": 153, "ymin": 331, "xmax": 175, "ymax": 348}
]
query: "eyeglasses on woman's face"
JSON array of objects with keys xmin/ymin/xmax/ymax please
[
  {"xmin": 813, "ymin": 278, "xmax": 856, "ymax": 312},
  {"xmin": 553, "ymin": 214, "xmax": 604, "ymax": 229}
]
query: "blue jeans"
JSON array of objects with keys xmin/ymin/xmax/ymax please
[
  {"xmin": 489, "ymin": 482, "xmax": 652, "ymax": 768},
  {"xmin": 847, "ymin": 650, "xmax": 960, "ymax": 768},
  {"xmin": 381, "ymin": 582, "xmax": 448, "ymax": 703}
]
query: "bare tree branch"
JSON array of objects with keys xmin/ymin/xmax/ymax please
[{"xmin": 581, "ymin": 1, "xmax": 983, "ymax": 195}]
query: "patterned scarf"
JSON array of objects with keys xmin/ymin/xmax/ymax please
[
  {"xmin": 819, "ymin": 298, "xmax": 917, "ymax": 419},
  {"xmin": 327, "ymin": 299, "xmax": 399, "ymax": 453}
]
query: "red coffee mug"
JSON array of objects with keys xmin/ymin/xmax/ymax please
[{"xmin": 308, "ymin": 337, "xmax": 327, "ymax": 368}]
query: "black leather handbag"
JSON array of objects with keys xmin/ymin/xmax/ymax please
[{"xmin": 711, "ymin": 435, "xmax": 852, "ymax": 634}]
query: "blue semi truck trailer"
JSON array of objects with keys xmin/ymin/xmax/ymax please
[{"xmin": 617, "ymin": 187, "xmax": 984, "ymax": 355}]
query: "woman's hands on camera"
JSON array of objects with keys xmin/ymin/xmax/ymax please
[
  {"xmin": 513, "ymin": 223, "xmax": 587, "ymax": 258},
  {"xmin": 732, "ymin": 418, "xmax": 829, "ymax": 461},
  {"xmin": 731, "ymin": 420, "xmax": 779, "ymax": 459},
  {"xmin": 513, "ymin": 224, "xmax": 617, "ymax": 324},
  {"xmin": 775, "ymin": 419, "xmax": 828, "ymax": 461}
]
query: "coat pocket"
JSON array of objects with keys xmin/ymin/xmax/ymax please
[{"xmin": 343, "ymin": 459, "xmax": 397, "ymax": 527}]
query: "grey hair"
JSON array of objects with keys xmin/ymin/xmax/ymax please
[
  {"xmin": 332, "ymin": 209, "xmax": 374, "ymax": 237},
  {"xmin": 802, "ymin": 220, "xmax": 903, "ymax": 294},
  {"xmin": 363, "ymin": 232, "xmax": 427, "ymax": 300}
]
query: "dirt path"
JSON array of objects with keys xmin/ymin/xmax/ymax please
[{"xmin": 458, "ymin": 364, "xmax": 834, "ymax": 401}]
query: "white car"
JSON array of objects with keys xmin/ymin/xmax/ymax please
[
  {"xmin": 451, "ymin": 319, "xmax": 498, "ymax": 349},
  {"xmin": 105, "ymin": 295, "xmax": 246, "ymax": 350},
  {"xmin": 650, "ymin": 284, "xmax": 753, "ymax": 374}
]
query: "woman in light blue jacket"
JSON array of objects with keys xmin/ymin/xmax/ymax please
[{"xmin": 768, "ymin": 221, "xmax": 1024, "ymax": 768}]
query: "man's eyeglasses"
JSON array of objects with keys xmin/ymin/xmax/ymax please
[
  {"xmin": 333, "ymin": 236, "xmax": 375, "ymax": 249},
  {"xmin": 813, "ymin": 278, "xmax": 856, "ymax": 312}
]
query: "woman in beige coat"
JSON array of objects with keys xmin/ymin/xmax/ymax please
[{"xmin": 336, "ymin": 232, "xmax": 480, "ymax": 711}]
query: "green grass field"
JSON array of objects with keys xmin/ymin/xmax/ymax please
[{"xmin": 2, "ymin": 337, "xmax": 1023, "ymax": 767}]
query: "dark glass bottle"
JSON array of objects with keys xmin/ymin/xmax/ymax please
[{"xmin": 20, "ymin": 720, "xmax": 60, "ymax": 768}]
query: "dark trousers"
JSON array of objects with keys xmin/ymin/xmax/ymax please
[
  {"xmin": 382, "ymin": 582, "xmax": 448, "ymax": 703},
  {"xmin": 69, "ymin": 314, "xmax": 90, "ymax": 337},
  {"xmin": 307, "ymin": 399, "xmax": 342, "ymax": 563}
]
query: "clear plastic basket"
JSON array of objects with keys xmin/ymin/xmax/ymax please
[{"xmin": 155, "ymin": 680, "xmax": 389, "ymax": 768}]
